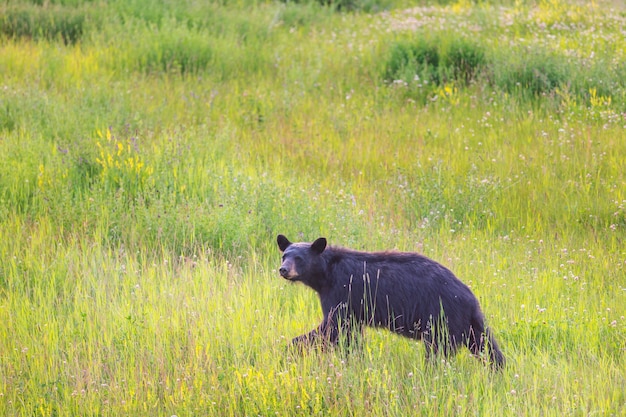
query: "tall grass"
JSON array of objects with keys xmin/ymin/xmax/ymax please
[
  {"xmin": 1, "ymin": 0, "xmax": 625, "ymax": 415},
  {"xmin": 0, "ymin": 3, "xmax": 91, "ymax": 44}
]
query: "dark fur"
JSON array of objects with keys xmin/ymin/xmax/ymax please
[{"xmin": 277, "ymin": 234, "xmax": 505, "ymax": 368}]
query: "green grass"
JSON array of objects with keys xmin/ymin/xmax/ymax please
[{"xmin": 1, "ymin": 0, "xmax": 625, "ymax": 415}]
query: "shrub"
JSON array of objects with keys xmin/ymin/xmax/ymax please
[
  {"xmin": 0, "ymin": 4, "xmax": 89, "ymax": 44},
  {"xmin": 383, "ymin": 35, "xmax": 486, "ymax": 89},
  {"xmin": 138, "ymin": 33, "xmax": 214, "ymax": 75},
  {"xmin": 494, "ymin": 49, "xmax": 571, "ymax": 97},
  {"xmin": 383, "ymin": 38, "xmax": 440, "ymax": 84},
  {"xmin": 445, "ymin": 37, "xmax": 487, "ymax": 84},
  {"xmin": 278, "ymin": 0, "xmax": 393, "ymax": 13},
  {"xmin": 0, "ymin": 103, "xmax": 16, "ymax": 133}
]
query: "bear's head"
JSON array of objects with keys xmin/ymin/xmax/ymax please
[{"xmin": 277, "ymin": 234, "xmax": 327, "ymax": 286}]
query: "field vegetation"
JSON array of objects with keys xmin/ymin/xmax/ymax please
[{"xmin": 0, "ymin": 0, "xmax": 625, "ymax": 415}]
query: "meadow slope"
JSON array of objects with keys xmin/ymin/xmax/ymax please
[{"xmin": 0, "ymin": 0, "xmax": 625, "ymax": 415}]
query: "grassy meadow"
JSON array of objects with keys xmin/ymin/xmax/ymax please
[{"xmin": 1, "ymin": 0, "xmax": 625, "ymax": 415}]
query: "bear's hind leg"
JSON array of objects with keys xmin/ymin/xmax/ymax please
[{"xmin": 467, "ymin": 315, "xmax": 506, "ymax": 369}]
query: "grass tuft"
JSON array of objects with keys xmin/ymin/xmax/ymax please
[
  {"xmin": 493, "ymin": 48, "xmax": 571, "ymax": 98},
  {"xmin": 0, "ymin": 4, "xmax": 90, "ymax": 44}
]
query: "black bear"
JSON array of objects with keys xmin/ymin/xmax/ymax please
[{"xmin": 277, "ymin": 234, "xmax": 505, "ymax": 368}]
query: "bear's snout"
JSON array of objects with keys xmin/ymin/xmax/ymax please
[{"xmin": 279, "ymin": 263, "xmax": 298, "ymax": 280}]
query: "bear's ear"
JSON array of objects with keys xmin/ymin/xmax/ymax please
[
  {"xmin": 310, "ymin": 237, "xmax": 327, "ymax": 254},
  {"xmin": 277, "ymin": 234, "xmax": 292, "ymax": 252}
]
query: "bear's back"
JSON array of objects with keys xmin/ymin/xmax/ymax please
[{"xmin": 321, "ymin": 247, "xmax": 479, "ymax": 331}]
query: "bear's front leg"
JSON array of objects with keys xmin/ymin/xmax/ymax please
[
  {"xmin": 291, "ymin": 320, "xmax": 340, "ymax": 350},
  {"xmin": 291, "ymin": 303, "xmax": 356, "ymax": 351},
  {"xmin": 291, "ymin": 327, "xmax": 320, "ymax": 346}
]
